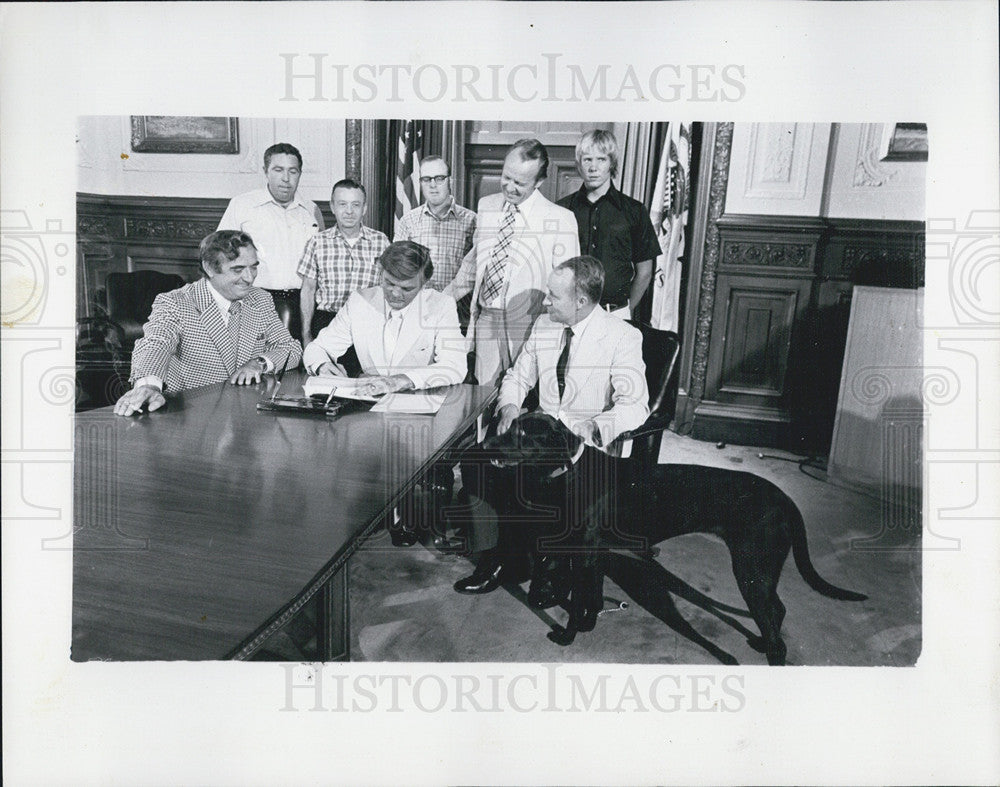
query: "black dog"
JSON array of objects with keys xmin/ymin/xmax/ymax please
[{"xmin": 482, "ymin": 412, "xmax": 868, "ymax": 665}]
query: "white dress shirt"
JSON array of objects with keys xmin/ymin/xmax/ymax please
[{"xmin": 217, "ymin": 187, "xmax": 324, "ymax": 290}]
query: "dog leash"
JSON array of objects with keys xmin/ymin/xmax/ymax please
[{"xmin": 597, "ymin": 599, "xmax": 630, "ymax": 616}]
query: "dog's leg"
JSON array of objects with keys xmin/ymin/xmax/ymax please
[{"xmin": 731, "ymin": 545, "xmax": 788, "ymax": 666}]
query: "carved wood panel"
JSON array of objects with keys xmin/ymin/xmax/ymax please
[{"xmin": 705, "ymin": 276, "xmax": 810, "ymax": 406}]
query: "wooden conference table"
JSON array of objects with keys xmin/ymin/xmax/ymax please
[{"xmin": 72, "ymin": 371, "xmax": 494, "ymax": 661}]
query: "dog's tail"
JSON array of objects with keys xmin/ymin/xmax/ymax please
[{"xmin": 788, "ymin": 505, "xmax": 868, "ymax": 602}]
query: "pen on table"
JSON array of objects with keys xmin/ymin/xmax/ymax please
[
  {"xmin": 271, "ymin": 354, "xmax": 291, "ymax": 401},
  {"xmin": 323, "ymin": 388, "xmax": 336, "ymax": 409}
]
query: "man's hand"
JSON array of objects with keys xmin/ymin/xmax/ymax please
[
  {"xmin": 356, "ymin": 374, "xmax": 413, "ymax": 397},
  {"xmin": 229, "ymin": 359, "xmax": 265, "ymax": 386},
  {"xmin": 570, "ymin": 418, "xmax": 602, "ymax": 447},
  {"xmin": 496, "ymin": 403, "xmax": 521, "ymax": 435},
  {"xmin": 316, "ymin": 361, "xmax": 348, "ymax": 377},
  {"xmin": 113, "ymin": 385, "xmax": 166, "ymax": 417}
]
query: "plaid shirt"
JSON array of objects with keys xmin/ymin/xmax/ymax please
[
  {"xmin": 394, "ymin": 199, "xmax": 477, "ymax": 291},
  {"xmin": 297, "ymin": 224, "xmax": 390, "ymax": 312}
]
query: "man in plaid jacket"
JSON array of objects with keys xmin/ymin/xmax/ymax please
[{"xmin": 114, "ymin": 230, "xmax": 302, "ymax": 416}]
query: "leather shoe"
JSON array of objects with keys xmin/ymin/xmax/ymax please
[
  {"xmin": 390, "ymin": 525, "xmax": 419, "ymax": 547},
  {"xmin": 453, "ymin": 555, "xmax": 504, "ymax": 594},
  {"xmin": 433, "ymin": 530, "xmax": 468, "ymax": 552}
]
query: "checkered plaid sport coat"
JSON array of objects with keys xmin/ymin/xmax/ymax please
[{"xmin": 130, "ymin": 278, "xmax": 302, "ymax": 391}]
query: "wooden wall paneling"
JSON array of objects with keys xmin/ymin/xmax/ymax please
[
  {"xmin": 77, "ymin": 194, "xmax": 230, "ymax": 313},
  {"xmin": 704, "ymin": 274, "xmax": 812, "ymax": 406},
  {"xmin": 76, "ymin": 211, "xmax": 127, "ymax": 316},
  {"xmin": 463, "ymin": 144, "xmax": 578, "ymax": 207},
  {"xmin": 466, "ymin": 121, "xmax": 611, "ymax": 147},
  {"xmin": 687, "ymin": 207, "xmax": 924, "ymax": 450}
]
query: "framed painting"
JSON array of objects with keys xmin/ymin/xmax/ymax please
[
  {"xmin": 878, "ymin": 122, "xmax": 928, "ymax": 162},
  {"xmin": 130, "ymin": 116, "xmax": 240, "ymax": 154}
]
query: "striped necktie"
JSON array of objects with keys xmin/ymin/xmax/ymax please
[{"xmin": 479, "ymin": 202, "xmax": 518, "ymax": 306}]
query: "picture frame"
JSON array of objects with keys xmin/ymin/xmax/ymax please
[
  {"xmin": 878, "ymin": 122, "xmax": 928, "ymax": 162},
  {"xmin": 130, "ymin": 116, "xmax": 240, "ymax": 154}
]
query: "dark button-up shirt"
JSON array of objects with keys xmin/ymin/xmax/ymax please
[{"xmin": 558, "ymin": 184, "xmax": 661, "ymax": 306}]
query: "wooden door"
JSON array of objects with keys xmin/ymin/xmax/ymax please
[{"xmin": 461, "ymin": 121, "xmax": 612, "ymax": 208}]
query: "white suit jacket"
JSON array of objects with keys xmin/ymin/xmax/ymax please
[
  {"xmin": 497, "ymin": 308, "xmax": 649, "ymax": 451},
  {"xmin": 448, "ymin": 190, "xmax": 580, "ymax": 335},
  {"xmin": 302, "ymin": 286, "xmax": 467, "ymax": 389}
]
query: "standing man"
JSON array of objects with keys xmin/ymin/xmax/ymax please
[
  {"xmin": 298, "ymin": 179, "xmax": 390, "ymax": 347},
  {"xmin": 445, "ymin": 138, "xmax": 579, "ymax": 386},
  {"xmin": 558, "ymin": 130, "xmax": 661, "ymax": 318},
  {"xmin": 453, "ymin": 256, "xmax": 648, "ymax": 595},
  {"xmin": 394, "ymin": 155, "xmax": 476, "ymax": 293},
  {"xmin": 113, "ymin": 230, "xmax": 302, "ymax": 416},
  {"xmin": 217, "ymin": 143, "xmax": 323, "ymax": 342}
]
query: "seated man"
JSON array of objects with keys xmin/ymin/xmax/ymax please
[
  {"xmin": 453, "ymin": 255, "xmax": 649, "ymax": 596},
  {"xmin": 113, "ymin": 230, "xmax": 302, "ymax": 416},
  {"xmin": 302, "ymin": 240, "xmax": 467, "ymax": 396}
]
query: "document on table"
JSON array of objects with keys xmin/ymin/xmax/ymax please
[
  {"xmin": 369, "ymin": 391, "xmax": 447, "ymax": 414},
  {"xmin": 302, "ymin": 375, "xmax": 379, "ymax": 402}
]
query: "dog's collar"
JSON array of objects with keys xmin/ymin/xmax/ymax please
[{"xmin": 547, "ymin": 441, "xmax": 586, "ymax": 479}]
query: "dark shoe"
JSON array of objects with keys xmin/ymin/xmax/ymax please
[
  {"xmin": 390, "ymin": 524, "xmax": 419, "ymax": 547},
  {"xmin": 433, "ymin": 526, "xmax": 468, "ymax": 553},
  {"xmin": 528, "ymin": 557, "xmax": 571, "ymax": 609},
  {"xmin": 453, "ymin": 553, "xmax": 504, "ymax": 594}
]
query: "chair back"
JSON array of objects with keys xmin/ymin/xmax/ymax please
[
  {"xmin": 105, "ymin": 270, "xmax": 184, "ymax": 346},
  {"xmin": 626, "ymin": 320, "xmax": 681, "ymax": 420}
]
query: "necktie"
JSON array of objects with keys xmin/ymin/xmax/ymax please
[
  {"xmin": 227, "ymin": 300, "xmax": 242, "ymax": 366},
  {"xmin": 556, "ymin": 326, "xmax": 573, "ymax": 401},
  {"xmin": 383, "ymin": 309, "xmax": 403, "ymax": 365},
  {"xmin": 479, "ymin": 202, "xmax": 518, "ymax": 306}
]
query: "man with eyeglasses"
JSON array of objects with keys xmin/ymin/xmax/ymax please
[{"xmin": 394, "ymin": 155, "xmax": 476, "ymax": 293}]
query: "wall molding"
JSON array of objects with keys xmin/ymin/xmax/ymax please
[{"xmin": 853, "ymin": 123, "xmax": 900, "ymax": 188}]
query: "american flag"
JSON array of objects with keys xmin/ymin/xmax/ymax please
[
  {"xmin": 394, "ymin": 120, "xmax": 423, "ymax": 235},
  {"xmin": 649, "ymin": 122, "xmax": 692, "ymax": 332}
]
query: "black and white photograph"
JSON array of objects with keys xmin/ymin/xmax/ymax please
[
  {"xmin": 2, "ymin": 2, "xmax": 998, "ymax": 785},
  {"xmin": 72, "ymin": 117, "xmax": 924, "ymax": 668}
]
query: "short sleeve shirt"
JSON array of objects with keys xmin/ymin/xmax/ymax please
[
  {"xmin": 558, "ymin": 184, "xmax": 662, "ymax": 306},
  {"xmin": 394, "ymin": 199, "xmax": 476, "ymax": 291},
  {"xmin": 297, "ymin": 224, "xmax": 390, "ymax": 313},
  {"xmin": 217, "ymin": 187, "xmax": 323, "ymax": 290}
]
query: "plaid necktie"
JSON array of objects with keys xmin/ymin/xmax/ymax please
[
  {"xmin": 479, "ymin": 202, "xmax": 518, "ymax": 306},
  {"xmin": 227, "ymin": 300, "xmax": 242, "ymax": 367},
  {"xmin": 556, "ymin": 326, "xmax": 573, "ymax": 400}
]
